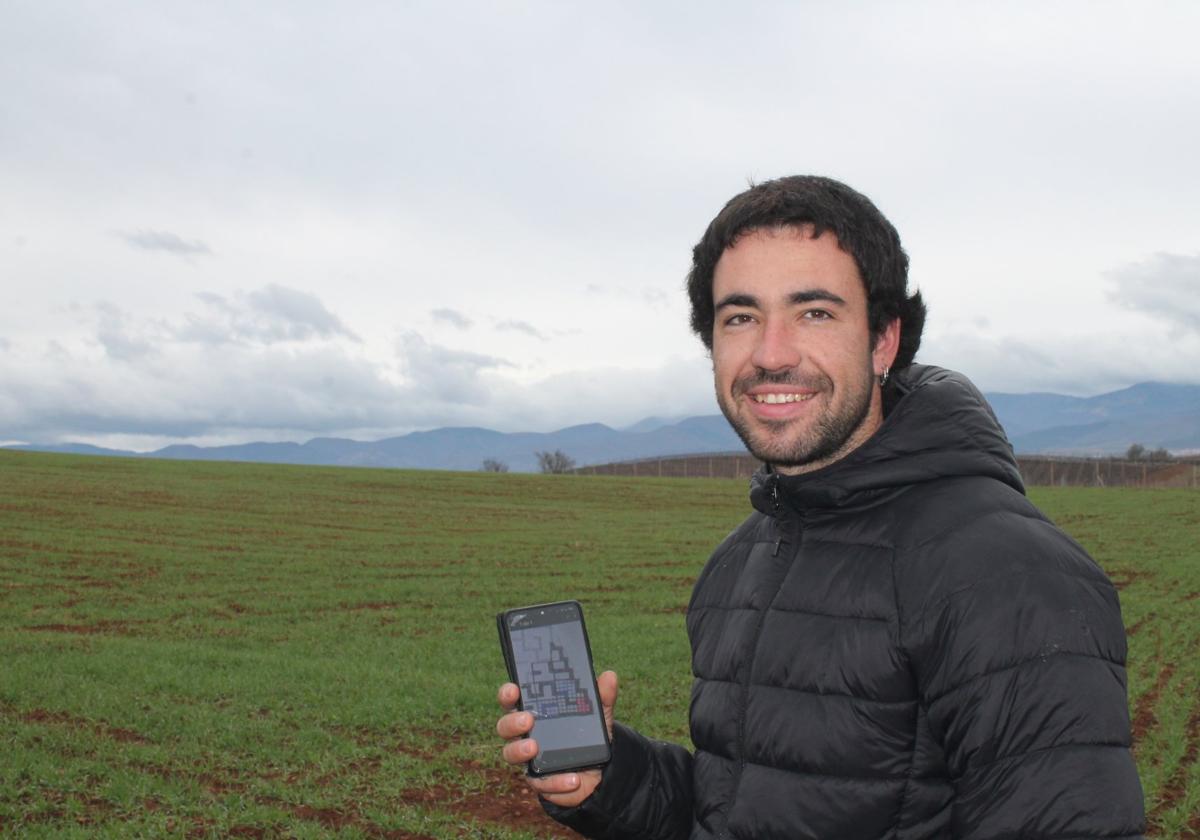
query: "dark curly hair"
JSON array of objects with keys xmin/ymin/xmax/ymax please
[{"xmin": 687, "ymin": 175, "xmax": 926, "ymax": 370}]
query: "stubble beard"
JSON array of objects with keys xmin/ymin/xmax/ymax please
[{"xmin": 717, "ymin": 363, "xmax": 876, "ymax": 472}]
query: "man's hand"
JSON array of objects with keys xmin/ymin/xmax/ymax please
[{"xmin": 496, "ymin": 670, "xmax": 619, "ymax": 808}]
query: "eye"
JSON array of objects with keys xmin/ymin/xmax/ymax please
[
  {"xmin": 723, "ymin": 312, "xmax": 756, "ymax": 327},
  {"xmin": 802, "ymin": 309, "xmax": 833, "ymax": 321}
]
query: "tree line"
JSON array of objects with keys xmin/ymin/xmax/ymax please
[
  {"xmin": 480, "ymin": 449, "xmax": 576, "ymax": 474},
  {"xmin": 1125, "ymin": 443, "xmax": 1173, "ymax": 462}
]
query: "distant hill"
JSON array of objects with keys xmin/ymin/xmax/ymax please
[
  {"xmin": 989, "ymin": 382, "xmax": 1200, "ymax": 455},
  {"xmin": 10, "ymin": 417, "xmax": 745, "ymax": 473},
  {"xmin": 9, "ymin": 381, "xmax": 1199, "ymax": 469}
]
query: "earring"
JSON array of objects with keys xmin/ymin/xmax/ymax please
[{"xmin": 879, "ymin": 366, "xmax": 890, "ymax": 387}]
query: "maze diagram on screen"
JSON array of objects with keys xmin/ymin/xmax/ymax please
[{"xmin": 515, "ymin": 627, "xmax": 595, "ymax": 720}]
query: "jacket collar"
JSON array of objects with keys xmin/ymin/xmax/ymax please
[{"xmin": 749, "ymin": 365, "xmax": 1024, "ymax": 518}]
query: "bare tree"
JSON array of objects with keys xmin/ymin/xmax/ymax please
[
  {"xmin": 1147, "ymin": 447, "xmax": 1173, "ymax": 462},
  {"xmin": 1125, "ymin": 443, "xmax": 1145, "ymax": 461},
  {"xmin": 535, "ymin": 449, "xmax": 576, "ymax": 474},
  {"xmin": 481, "ymin": 458, "xmax": 509, "ymax": 473}
]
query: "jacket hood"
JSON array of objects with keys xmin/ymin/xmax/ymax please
[{"xmin": 750, "ymin": 364, "xmax": 1024, "ymax": 516}]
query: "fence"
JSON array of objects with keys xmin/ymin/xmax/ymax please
[
  {"xmin": 1016, "ymin": 457, "xmax": 1200, "ymax": 488},
  {"xmin": 576, "ymin": 452, "xmax": 1200, "ymax": 488},
  {"xmin": 575, "ymin": 452, "xmax": 761, "ymax": 480}
]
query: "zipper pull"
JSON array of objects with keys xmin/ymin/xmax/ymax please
[{"xmin": 769, "ymin": 475, "xmax": 786, "ymax": 555}]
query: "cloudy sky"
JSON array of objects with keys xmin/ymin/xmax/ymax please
[{"xmin": 3, "ymin": 1, "xmax": 1199, "ymax": 450}]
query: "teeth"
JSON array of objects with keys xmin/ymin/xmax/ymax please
[{"xmin": 753, "ymin": 393, "xmax": 814, "ymax": 404}]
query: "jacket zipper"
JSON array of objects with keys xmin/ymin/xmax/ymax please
[
  {"xmin": 722, "ymin": 472, "xmax": 792, "ymax": 840},
  {"xmin": 772, "ymin": 478, "xmax": 784, "ymax": 556}
]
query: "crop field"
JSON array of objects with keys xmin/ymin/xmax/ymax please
[{"xmin": 0, "ymin": 449, "xmax": 1197, "ymax": 838}]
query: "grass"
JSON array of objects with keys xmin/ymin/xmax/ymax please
[{"xmin": 0, "ymin": 450, "xmax": 1197, "ymax": 837}]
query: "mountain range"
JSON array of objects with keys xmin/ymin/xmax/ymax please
[{"xmin": 9, "ymin": 382, "xmax": 1200, "ymax": 471}]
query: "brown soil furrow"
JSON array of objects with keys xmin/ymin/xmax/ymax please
[
  {"xmin": 1126, "ymin": 612, "xmax": 1155, "ymax": 637},
  {"xmin": 22, "ymin": 619, "xmax": 147, "ymax": 636},
  {"xmin": 256, "ymin": 795, "xmax": 438, "ymax": 840},
  {"xmin": 399, "ymin": 764, "xmax": 570, "ymax": 839},
  {"xmin": 13, "ymin": 706, "xmax": 151, "ymax": 745},
  {"xmin": 1147, "ymin": 698, "xmax": 1200, "ymax": 827},
  {"xmin": 135, "ymin": 759, "xmax": 439, "ymax": 837},
  {"xmin": 135, "ymin": 761, "xmax": 250, "ymax": 797},
  {"xmin": 1132, "ymin": 663, "xmax": 1177, "ymax": 751},
  {"xmin": 14, "ymin": 790, "xmax": 117, "ymax": 828},
  {"xmin": 1108, "ymin": 568, "xmax": 1153, "ymax": 591}
]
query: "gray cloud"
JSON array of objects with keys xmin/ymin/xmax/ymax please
[
  {"xmin": 246, "ymin": 284, "xmax": 357, "ymax": 340},
  {"xmin": 93, "ymin": 302, "xmax": 155, "ymax": 361},
  {"xmin": 118, "ymin": 229, "xmax": 212, "ymax": 257},
  {"xmin": 1108, "ymin": 253, "xmax": 1200, "ymax": 334},
  {"xmin": 173, "ymin": 285, "xmax": 357, "ymax": 346},
  {"xmin": 0, "ymin": 326, "xmax": 716, "ymax": 449},
  {"xmin": 397, "ymin": 332, "xmax": 511, "ymax": 405},
  {"xmin": 922, "ymin": 325, "xmax": 1200, "ymax": 397},
  {"xmin": 431, "ymin": 308, "xmax": 473, "ymax": 329},
  {"xmin": 0, "ymin": 335, "xmax": 409, "ymax": 446},
  {"xmin": 495, "ymin": 319, "xmax": 547, "ymax": 340},
  {"xmin": 67, "ymin": 288, "xmax": 358, "ymax": 375}
]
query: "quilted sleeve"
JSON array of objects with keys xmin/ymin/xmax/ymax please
[
  {"xmin": 541, "ymin": 722, "xmax": 694, "ymax": 839},
  {"xmin": 903, "ymin": 512, "xmax": 1145, "ymax": 839}
]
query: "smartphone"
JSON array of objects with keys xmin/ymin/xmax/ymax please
[{"xmin": 496, "ymin": 600, "xmax": 612, "ymax": 776}]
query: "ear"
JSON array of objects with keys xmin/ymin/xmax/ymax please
[{"xmin": 872, "ymin": 317, "xmax": 901, "ymax": 376}]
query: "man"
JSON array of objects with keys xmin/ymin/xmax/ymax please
[{"xmin": 497, "ymin": 176, "xmax": 1145, "ymax": 838}]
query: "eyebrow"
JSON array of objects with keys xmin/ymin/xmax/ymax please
[{"xmin": 714, "ymin": 288, "xmax": 848, "ymax": 311}]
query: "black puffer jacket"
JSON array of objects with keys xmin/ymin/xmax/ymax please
[{"xmin": 549, "ymin": 366, "xmax": 1145, "ymax": 839}]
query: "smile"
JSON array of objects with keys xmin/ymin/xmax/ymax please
[{"xmin": 751, "ymin": 393, "xmax": 816, "ymax": 404}]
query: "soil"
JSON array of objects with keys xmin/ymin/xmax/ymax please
[
  {"xmin": 111, "ymin": 761, "xmax": 441, "ymax": 839},
  {"xmin": 1131, "ymin": 664, "xmax": 1176, "ymax": 749},
  {"xmin": 22, "ymin": 619, "xmax": 148, "ymax": 636},
  {"xmin": 399, "ymin": 762, "xmax": 574, "ymax": 839},
  {"xmin": 1147, "ymin": 697, "xmax": 1200, "ymax": 827},
  {"xmin": 1126, "ymin": 613, "xmax": 1155, "ymax": 637},
  {"xmin": 1108, "ymin": 568, "xmax": 1153, "ymax": 591},
  {"xmin": 18, "ymin": 706, "xmax": 151, "ymax": 745},
  {"xmin": 118, "ymin": 741, "xmax": 568, "ymax": 838}
]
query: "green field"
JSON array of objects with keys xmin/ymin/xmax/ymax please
[{"xmin": 1, "ymin": 450, "xmax": 1197, "ymax": 838}]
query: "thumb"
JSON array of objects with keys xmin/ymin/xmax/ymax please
[{"xmin": 597, "ymin": 670, "xmax": 618, "ymax": 737}]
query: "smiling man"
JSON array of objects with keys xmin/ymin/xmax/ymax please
[
  {"xmin": 498, "ymin": 176, "xmax": 1145, "ymax": 839},
  {"xmin": 710, "ymin": 225, "xmax": 897, "ymax": 473}
]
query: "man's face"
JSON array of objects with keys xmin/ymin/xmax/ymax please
[{"xmin": 711, "ymin": 226, "xmax": 897, "ymax": 475}]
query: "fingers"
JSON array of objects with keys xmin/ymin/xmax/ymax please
[
  {"xmin": 526, "ymin": 772, "xmax": 583, "ymax": 796},
  {"xmin": 496, "ymin": 709, "xmax": 534, "ymax": 740},
  {"xmin": 497, "ymin": 704, "xmax": 536, "ymax": 769},
  {"xmin": 497, "ymin": 682, "xmax": 520, "ymax": 712},
  {"xmin": 501, "ymin": 732, "xmax": 540, "ymax": 766},
  {"xmin": 527, "ymin": 768, "xmax": 603, "ymax": 808}
]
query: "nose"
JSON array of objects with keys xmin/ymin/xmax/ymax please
[{"xmin": 750, "ymin": 317, "xmax": 801, "ymax": 373}]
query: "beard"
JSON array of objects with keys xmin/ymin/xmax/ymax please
[{"xmin": 717, "ymin": 362, "xmax": 875, "ymax": 471}]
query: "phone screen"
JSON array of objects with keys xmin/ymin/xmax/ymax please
[{"xmin": 500, "ymin": 601, "xmax": 610, "ymax": 774}]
